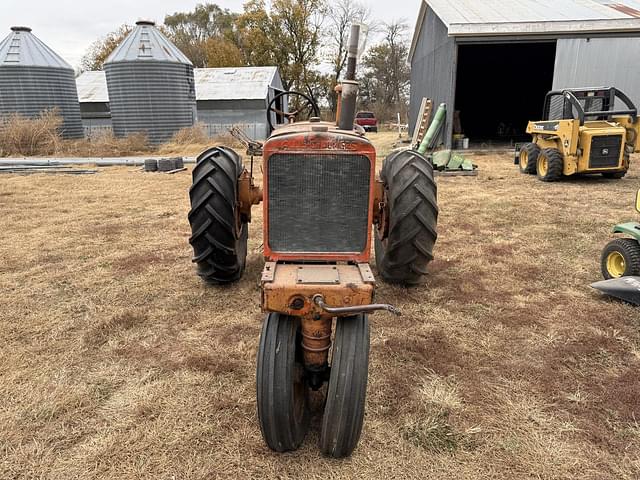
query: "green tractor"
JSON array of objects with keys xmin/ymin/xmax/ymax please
[
  {"xmin": 592, "ymin": 190, "xmax": 640, "ymax": 306},
  {"xmin": 601, "ymin": 190, "xmax": 640, "ymax": 279}
]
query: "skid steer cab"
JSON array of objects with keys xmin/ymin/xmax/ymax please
[
  {"xmin": 187, "ymin": 25, "xmax": 438, "ymax": 458},
  {"xmin": 518, "ymin": 87, "xmax": 639, "ymax": 181}
]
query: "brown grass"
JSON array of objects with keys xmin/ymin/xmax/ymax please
[
  {"xmin": 1, "ymin": 131, "xmax": 639, "ymax": 478},
  {"xmin": 0, "ymin": 110, "xmax": 63, "ymax": 156}
]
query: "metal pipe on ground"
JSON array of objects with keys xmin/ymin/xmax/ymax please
[{"xmin": 0, "ymin": 156, "xmax": 196, "ymax": 167}]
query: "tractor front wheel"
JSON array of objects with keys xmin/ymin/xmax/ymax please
[
  {"xmin": 601, "ymin": 238, "xmax": 640, "ymax": 279},
  {"xmin": 320, "ymin": 314, "xmax": 370, "ymax": 458},
  {"xmin": 519, "ymin": 143, "xmax": 540, "ymax": 174},
  {"xmin": 537, "ymin": 148, "xmax": 563, "ymax": 182},
  {"xmin": 375, "ymin": 150, "xmax": 438, "ymax": 285},
  {"xmin": 257, "ymin": 313, "xmax": 310, "ymax": 452},
  {"xmin": 188, "ymin": 146, "xmax": 248, "ymax": 284}
]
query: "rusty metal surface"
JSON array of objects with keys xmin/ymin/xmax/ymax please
[
  {"xmin": 261, "ymin": 262, "xmax": 276, "ymax": 282},
  {"xmin": 237, "ymin": 169, "xmax": 263, "ymax": 222},
  {"xmin": 357, "ymin": 263, "xmax": 375, "ymax": 284},
  {"xmin": 300, "ymin": 316, "xmax": 333, "ymax": 368},
  {"xmin": 296, "ymin": 266, "xmax": 340, "ymax": 284},
  {"xmin": 261, "ymin": 263, "xmax": 374, "ymax": 317}
]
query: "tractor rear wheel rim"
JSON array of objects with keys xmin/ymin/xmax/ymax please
[
  {"xmin": 520, "ymin": 151, "xmax": 528, "ymax": 169},
  {"xmin": 607, "ymin": 251, "xmax": 626, "ymax": 277}
]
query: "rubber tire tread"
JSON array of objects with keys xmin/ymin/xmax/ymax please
[
  {"xmin": 188, "ymin": 146, "xmax": 247, "ymax": 284},
  {"xmin": 520, "ymin": 142, "xmax": 540, "ymax": 174},
  {"xmin": 257, "ymin": 313, "xmax": 310, "ymax": 452},
  {"xmin": 375, "ymin": 149, "xmax": 438, "ymax": 285},
  {"xmin": 320, "ymin": 314, "xmax": 370, "ymax": 458},
  {"xmin": 600, "ymin": 238, "xmax": 640, "ymax": 280},
  {"xmin": 537, "ymin": 148, "xmax": 563, "ymax": 182}
]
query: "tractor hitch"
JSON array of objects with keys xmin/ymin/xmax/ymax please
[{"xmin": 312, "ymin": 294, "xmax": 401, "ymax": 316}]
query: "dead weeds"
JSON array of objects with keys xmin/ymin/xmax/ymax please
[{"xmin": 0, "ymin": 132, "xmax": 639, "ymax": 479}]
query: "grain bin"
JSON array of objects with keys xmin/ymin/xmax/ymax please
[
  {"xmin": 0, "ymin": 26, "xmax": 83, "ymax": 139},
  {"xmin": 104, "ymin": 20, "xmax": 196, "ymax": 145}
]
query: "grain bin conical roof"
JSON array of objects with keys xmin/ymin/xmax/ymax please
[
  {"xmin": 0, "ymin": 26, "xmax": 73, "ymax": 70},
  {"xmin": 0, "ymin": 26, "xmax": 83, "ymax": 139},
  {"xmin": 105, "ymin": 20, "xmax": 192, "ymax": 65}
]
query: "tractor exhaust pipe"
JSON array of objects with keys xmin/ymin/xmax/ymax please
[{"xmin": 338, "ymin": 24, "xmax": 361, "ymax": 131}]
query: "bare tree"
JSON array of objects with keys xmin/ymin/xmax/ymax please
[{"xmin": 325, "ymin": 0, "xmax": 373, "ymax": 112}]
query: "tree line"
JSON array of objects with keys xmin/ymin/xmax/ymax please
[{"xmin": 80, "ymin": 0, "xmax": 411, "ymax": 122}]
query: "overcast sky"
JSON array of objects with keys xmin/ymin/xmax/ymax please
[{"xmin": 2, "ymin": 0, "xmax": 422, "ymax": 70}]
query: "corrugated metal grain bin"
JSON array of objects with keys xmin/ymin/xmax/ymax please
[
  {"xmin": 0, "ymin": 26, "xmax": 83, "ymax": 139},
  {"xmin": 104, "ymin": 20, "xmax": 196, "ymax": 144}
]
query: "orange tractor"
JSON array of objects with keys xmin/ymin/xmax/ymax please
[{"xmin": 187, "ymin": 26, "xmax": 438, "ymax": 457}]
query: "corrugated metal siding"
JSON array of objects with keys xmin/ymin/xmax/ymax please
[
  {"xmin": 0, "ymin": 66, "xmax": 83, "ymax": 138},
  {"xmin": 105, "ymin": 62, "xmax": 196, "ymax": 144},
  {"xmin": 409, "ymin": 8, "xmax": 456, "ymax": 148},
  {"xmin": 197, "ymin": 105, "xmax": 269, "ymax": 140},
  {"xmin": 553, "ymin": 37, "xmax": 640, "ymax": 109}
]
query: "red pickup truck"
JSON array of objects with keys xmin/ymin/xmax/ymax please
[{"xmin": 355, "ymin": 111, "xmax": 378, "ymax": 132}]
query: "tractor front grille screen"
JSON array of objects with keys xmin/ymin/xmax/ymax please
[
  {"xmin": 267, "ymin": 153, "xmax": 370, "ymax": 253},
  {"xmin": 589, "ymin": 135, "xmax": 622, "ymax": 169}
]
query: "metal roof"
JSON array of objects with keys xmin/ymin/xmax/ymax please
[
  {"xmin": 410, "ymin": 0, "xmax": 640, "ymax": 59},
  {"xmin": 105, "ymin": 20, "xmax": 192, "ymax": 65},
  {"xmin": 0, "ymin": 26, "xmax": 73, "ymax": 69},
  {"xmin": 194, "ymin": 67, "xmax": 279, "ymax": 101},
  {"xmin": 76, "ymin": 66, "xmax": 280, "ymax": 103},
  {"xmin": 76, "ymin": 70, "xmax": 109, "ymax": 103}
]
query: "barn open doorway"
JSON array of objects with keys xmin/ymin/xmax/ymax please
[{"xmin": 454, "ymin": 41, "xmax": 557, "ymax": 147}]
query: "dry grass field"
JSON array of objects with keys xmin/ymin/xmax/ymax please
[{"xmin": 1, "ymin": 131, "xmax": 639, "ymax": 479}]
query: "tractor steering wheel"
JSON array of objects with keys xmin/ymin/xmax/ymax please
[{"xmin": 267, "ymin": 91, "xmax": 321, "ymax": 131}]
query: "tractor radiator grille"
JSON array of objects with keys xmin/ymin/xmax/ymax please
[
  {"xmin": 267, "ymin": 153, "xmax": 370, "ymax": 253},
  {"xmin": 589, "ymin": 135, "xmax": 622, "ymax": 169}
]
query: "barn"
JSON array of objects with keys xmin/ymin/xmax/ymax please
[
  {"xmin": 408, "ymin": 0, "xmax": 640, "ymax": 148},
  {"xmin": 75, "ymin": 66, "xmax": 284, "ymax": 140}
]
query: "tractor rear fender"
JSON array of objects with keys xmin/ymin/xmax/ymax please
[{"xmin": 613, "ymin": 222, "xmax": 640, "ymax": 241}]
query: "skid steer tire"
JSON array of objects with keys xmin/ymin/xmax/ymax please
[
  {"xmin": 188, "ymin": 146, "xmax": 247, "ymax": 284},
  {"xmin": 375, "ymin": 150, "xmax": 438, "ymax": 285},
  {"xmin": 257, "ymin": 313, "xmax": 310, "ymax": 452},
  {"xmin": 320, "ymin": 314, "xmax": 369, "ymax": 458},
  {"xmin": 519, "ymin": 143, "xmax": 540, "ymax": 174},
  {"xmin": 537, "ymin": 148, "xmax": 563, "ymax": 182},
  {"xmin": 601, "ymin": 238, "xmax": 640, "ymax": 280}
]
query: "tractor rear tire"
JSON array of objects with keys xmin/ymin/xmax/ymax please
[
  {"xmin": 519, "ymin": 143, "xmax": 540, "ymax": 174},
  {"xmin": 320, "ymin": 314, "xmax": 370, "ymax": 458},
  {"xmin": 537, "ymin": 148, "xmax": 563, "ymax": 182},
  {"xmin": 375, "ymin": 150, "xmax": 438, "ymax": 285},
  {"xmin": 601, "ymin": 238, "xmax": 640, "ymax": 279},
  {"xmin": 188, "ymin": 146, "xmax": 247, "ymax": 284},
  {"xmin": 257, "ymin": 313, "xmax": 310, "ymax": 452}
]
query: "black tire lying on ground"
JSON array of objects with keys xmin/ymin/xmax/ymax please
[
  {"xmin": 144, "ymin": 159, "xmax": 158, "ymax": 172},
  {"xmin": 174, "ymin": 157, "xmax": 184, "ymax": 169},
  {"xmin": 375, "ymin": 149, "xmax": 438, "ymax": 285},
  {"xmin": 188, "ymin": 146, "xmax": 247, "ymax": 284},
  {"xmin": 158, "ymin": 158, "xmax": 175, "ymax": 172}
]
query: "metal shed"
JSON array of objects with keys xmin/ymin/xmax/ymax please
[
  {"xmin": 0, "ymin": 26, "xmax": 83, "ymax": 139},
  {"xmin": 76, "ymin": 66, "xmax": 284, "ymax": 141},
  {"xmin": 409, "ymin": 0, "xmax": 640, "ymax": 148},
  {"xmin": 75, "ymin": 71, "xmax": 111, "ymax": 137},
  {"xmin": 194, "ymin": 67, "xmax": 284, "ymax": 140}
]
